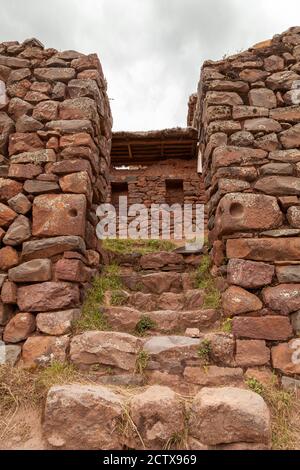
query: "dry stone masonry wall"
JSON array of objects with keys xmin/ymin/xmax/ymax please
[
  {"xmin": 193, "ymin": 26, "xmax": 300, "ymax": 382},
  {"xmin": 0, "ymin": 38, "xmax": 112, "ymax": 365}
]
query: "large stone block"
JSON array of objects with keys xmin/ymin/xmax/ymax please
[
  {"xmin": 21, "ymin": 235, "xmax": 85, "ymax": 260},
  {"xmin": 227, "ymin": 238, "xmax": 300, "ymax": 261},
  {"xmin": 254, "ymin": 176, "xmax": 300, "ymax": 195},
  {"xmin": 43, "ymin": 384, "xmax": 123, "ymax": 449},
  {"xmin": 227, "ymin": 259, "xmax": 274, "ymax": 288},
  {"xmin": 235, "ymin": 340, "xmax": 270, "ymax": 367},
  {"xmin": 21, "ymin": 335, "xmax": 69, "ymax": 368},
  {"xmin": 36, "ymin": 309, "xmax": 81, "ymax": 336},
  {"xmin": 263, "ymin": 284, "xmax": 300, "ymax": 314},
  {"xmin": 214, "ymin": 193, "xmax": 282, "ymax": 236},
  {"xmin": 222, "ymin": 286, "xmax": 262, "ymax": 317},
  {"xmin": 3, "ymin": 312, "xmax": 35, "ymax": 343},
  {"xmin": 276, "ymin": 265, "xmax": 300, "ymax": 283},
  {"xmin": 8, "ymin": 258, "xmax": 52, "ymax": 282},
  {"xmin": 280, "ymin": 124, "xmax": 300, "ymax": 149},
  {"xmin": 232, "ymin": 316, "xmax": 293, "ymax": 341},
  {"xmin": 70, "ymin": 331, "xmax": 142, "ymax": 371},
  {"xmin": 17, "ymin": 282, "xmax": 80, "ymax": 312},
  {"xmin": 212, "ymin": 146, "xmax": 267, "ymax": 169},
  {"xmin": 189, "ymin": 387, "xmax": 271, "ymax": 445},
  {"xmin": 32, "ymin": 194, "xmax": 86, "ymax": 237}
]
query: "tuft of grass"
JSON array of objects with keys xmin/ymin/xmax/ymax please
[
  {"xmin": 110, "ymin": 290, "xmax": 128, "ymax": 306},
  {"xmin": 246, "ymin": 376, "xmax": 300, "ymax": 450},
  {"xmin": 135, "ymin": 350, "xmax": 150, "ymax": 375},
  {"xmin": 196, "ymin": 255, "xmax": 221, "ymax": 309},
  {"xmin": 221, "ymin": 317, "xmax": 233, "ymax": 333},
  {"xmin": 197, "ymin": 339, "xmax": 211, "ymax": 364},
  {"xmin": 102, "ymin": 238, "xmax": 176, "ymax": 254},
  {"xmin": 74, "ymin": 264, "xmax": 121, "ymax": 333},
  {"xmin": 135, "ymin": 316, "xmax": 156, "ymax": 336}
]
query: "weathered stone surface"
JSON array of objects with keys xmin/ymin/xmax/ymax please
[
  {"xmin": 212, "ymin": 146, "xmax": 267, "ymax": 169},
  {"xmin": 141, "ymin": 272, "xmax": 182, "ymax": 294},
  {"xmin": 3, "ymin": 312, "xmax": 35, "ymax": 343},
  {"xmin": 276, "ymin": 265, "xmax": 300, "ymax": 283},
  {"xmin": 270, "ymin": 106, "xmax": 300, "ymax": 122},
  {"xmin": 49, "ymin": 159, "xmax": 92, "ymax": 180},
  {"xmin": 0, "ymin": 344, "xmax": 21, "ymax": 366},
  {"xmin": 0, "ymin": 246, "xmax": 18, "ymax": 270},
  {"xmin": 204, "ymin": 333, "xmax": 235, "ymax": 366},
  {"xmin": 0, "ymin": 178, "xmax": 23, "ymax": 202},
  {"xmin": 127, "ymin": 386, "xmax": 185, "ymax": 450},
  {"xmin": 103, "ymin": 306, "xmax": 141, "ymax": 332},
  {"xmin": 184, "ymin": 366, "xmax": 244, "ymax": 387},
  {"xmin": 254, "ymin": 133, "xmax": 280, "ymax": 152},
  {"xmin": 255, "ymin": 176, "xmax": 300, "ymax": 195},
  {"xmin": 287, "ymin": 206, "xmax": 300, "ymax": 227},
  {"xmin": 281, "ymin": 376, "xmax": 300, "ymax": 392},
  {"xmin": 190, "ymin": 387, "xmax": 270, "ymax": 445},
  {"xmin": 263, "ymin": 284, "xmax": 300, "ymax": 314},
  {"xmin": 15, "ymin": 115, "xmax": 43, "ymax": 133},
  {"xmin": 59, "ymin": 98, "xmax": 97, "ymax": 121},
  {"xmin": 280, "ymin": 124, "xmax": 300, "ymax": 149},
  {"xmin": 266, "ymin": 70, "xmax": 300, "ymax": 90},
  {"xmin": 243, "ymin": 118, "xmax": 281, "ymax": 133},
  {"xmin": 0, "ymin": 202, "xmax": 17, "ymax": 227},
  {"xmin": 21, "ymin": 335, "xmax": 69, "ymax": 368},
  {"xmin": 32, "ymin": 100, "xmax": 59, "ymax": 121},
  {"xmin": 260, "ymin": 163, "xmax": 293, "ymax": 176},
  {"xmin": 233, "ymin": 106, "xmax": 269, "ymax": 120},
  {"xmin": 10, "ymin": 149, "xmax": 56, "ymax": 164},
  {"xmin": 0, "ymin": 112, "xmax": 14, "ymax": 155},
  {"xmin": 235, "ymin": 340, "xmax": 270, "ymax": 367},
  {"xmin": 1, "ymin": 280, "xmax": 16, "ymax": 304},
  {"xmin": 24, "ymin": 179, "xmax": 59, "ymax": 194},
  {"xmin": 184, "ymin": 290, "xmax": 205, "ymax": 310},
  {"xmin": 269, "ymin": 148, "xmax": 300, "ymax": 163},
  {"xmin": 0, "ymin": 301, "xmax": 13, "ymax": 325},
  {"xmin": 264, "ymin": 55, "xmax": 284, "ymax": 72},
  {"xmin": 43, "ymin": 384, "xmax": 123, "ymax": 450},
  {"xmin": 233, "ymin": 316, "xmax": 293, "ymax": 340},
  {"xmin": 239, "ymin": 69, "xmax": 268, "ymax": 83},
  {"xmin": 45, "ymin": 119, "xmax": 93, "ymax": 135},
  {"xmin": 222, "ymin": 286, "xmax": 262, "ymax": 317},
  {"xmin": 157, "ymin": 292, "xmax": 185, "ymax": 311},
  {"xmin": 3, "ymin": 214, "xmax": 30, "ymax": 245},
  {"xmin": 17, "ymin": 282, "xmax": 80, "ymax": 312},
  {"xmin": 207, "ymin": 80, "xmax": 249, "ymax": 93},
  {"xmin": 140, "ymin": 252, "xmax": 184, "ymax": 270},
  {"xmin": 8, "ymin": 258, "xmax": 51, "ymax": 283},
  {"xmin": 229, "ymin": 131, "xmax": 255, "ymax": 147},
  {"xmin": 34, "ymin": 68, "xmax": 75, "ymax": 82},
  {"xmin": 248, "ymin": 88, "xmax": 277, "ymax": 108},
  {"xmin": 70, "ymin": 331, "xmax": 142, "ymax": 371},
  {"xmin": 59, "ymin": 171, "xmax": 91, "ymax": 199},
  {"xmin": 214, "ymin": 193, "xmax": 282, "ymax": 235},
  {"xmin": 55, "ymin": 258, "xmax": 88, "ymax": 282},
  {"xmin": 32, "ymin": 194, "xmax": 86, "ymax": 237},
  {"xmin": 272, "ymin": 339, "xmax": 300, "ymax": 375},
  {"xmin": 36, "ymin": 309, "xmax": 81, "ymax": 335},
  {"xmin": 9, "ymin": 132, "xmax": 43, "ymax": 156},
  {"xmin": 22, "ymin": 235, "xmax": 85, "ymax": 260},
  {"xmin": 8, "ymin": 163, "xmax": 42, "ymax": 180},
  {"xmin": 227, "ymin": 259, "xmax": 274, "ymax": 288},
  {"xmin": 227, "ymin": 238, "xmax": 300, "ymax": 261}
]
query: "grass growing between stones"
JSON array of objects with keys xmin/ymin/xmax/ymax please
[
  {"xmin": 220, "ymin": 318, "xmax": 233, "ymax": 333},
  {"xmin": 246, "ymin": 377, "xmax": 300, "ymax": 450},
  {"xmin": 135, "ymin": 350, "xmax": 150, "ymax": 375},
  {"xmin": 102, "ymin": 238, "xmax": 176, "ymax": 254},
  {"xmin": 195, "ymin": 255, "xmax": 221, "ymax": 309},
  {"xmin": 135, "ymin": 315, "xmax": 157, "ymax": 336},
  {"xmin": 197, "ymin": 339, "xmax": 212, "ymax": 365},
  {"xmin": 74, "ymin": 264, "xmax": 122, "ymax": 333}
]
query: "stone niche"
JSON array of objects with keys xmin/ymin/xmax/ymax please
[
  {"xmin": 0, "ymin": 38, "xmax": 112, "ymax": 366},
  {"xmin": 192, "ymin": 26, "xmax": 300, "ymax": 380}
]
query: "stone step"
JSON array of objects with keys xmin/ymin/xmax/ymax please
[
  {"xmin": 104, "ymin": 288, "xmax": 205, "ymax": 311},
  {"xmin": 42, "ymin": 381, "xmax": 271, "ymax": 450},
  {"xmin": 120, "ymin": 271, "xmax": 195, "ymax": 294},
  {"xmin": 102, "ymin": 305, "xmax": 220, "ymax": 334}
]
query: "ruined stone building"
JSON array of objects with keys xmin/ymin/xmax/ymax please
[{"xmin": 0, "ymin": 27, "xmax": 300, "ymax": 450}]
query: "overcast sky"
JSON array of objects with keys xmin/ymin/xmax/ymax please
[{"xmin": 1, "ymin": 0, "xmax": 300, "ymax": 130}]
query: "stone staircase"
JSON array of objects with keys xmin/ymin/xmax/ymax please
[{"xmin": 41, "ymin": 249, "xmax": 273, "ymax": 450}]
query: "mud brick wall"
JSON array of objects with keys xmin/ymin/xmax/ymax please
[
  {"xmin": 109, "ymin": 158, "xmax": 206, "ymax": 238},
  {"xmin": 194, "ymin": 27, "xmax": 300, "ymax": 379},
  {"xmin": 0, "ymin": 38, "xmax": 112, "ymax": 365}
]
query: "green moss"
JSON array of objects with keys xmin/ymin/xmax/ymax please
[
  {"xmin": 102, "ymin": 238, "xmax": 176, "ymax": 254},
  {"xmin": 135, "ymin": 315, "xmax": 156, "ymax": 336},
  {"xmin": 221, "ymin": 317, "xmax": 233, "ymax": 333},
  {"xmin": 74, "ymin": 264, "xmax": 121, "ymax": 332}
]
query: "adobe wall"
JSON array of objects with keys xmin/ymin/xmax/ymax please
[
  {"xmin": 194, "ymin": 26, "xmax": 300, "ymax": 377},
  {"xmin": 0, "ymin": 38, "xmax": 112, "ymax": 364}
]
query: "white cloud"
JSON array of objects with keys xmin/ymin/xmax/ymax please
[{"xmin": 1, "ymin": 0, "xmax": 300, "ymax": 130}]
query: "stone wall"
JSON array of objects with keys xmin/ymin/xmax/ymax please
[
  {"xmin": 194, "ymin": 26, "xmax": 300, "ymax": 378},
  {"xmin": 0, "ymin": 38, "xmax": 112, "ymax": 364}
]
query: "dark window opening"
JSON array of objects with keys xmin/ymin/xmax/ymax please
[
  {"xmin": 111, "ymin": 182, "xmax": 128, "ymax": 208},
  {"xmin": 165, "ymin": 179, "xmax": 184, "ymax": 205}
]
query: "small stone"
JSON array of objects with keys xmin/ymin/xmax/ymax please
[
  {"xmin": 0, "ymin": 202, "xmax": 17, "ymax": 227},
  {"xmin": 263, "ymin": 284, "xmax": 300, "ymax": 314},
  {"xmin": 9, "ymin": 132, "xmax": 44, "ymax": 156},
  {"xmin": 16, "ymin": 115, "xmax": 43, "ymax": 132},
  {"xmin": 21, "ymin": 235, "xmax": 85, "ymax": 261},
  {"xmin": 227, "ymin": 259, "xmax": 274, "ymax": 288},
  {"xmin": 222, "ymin": 286, "xmax": 262, "ymax": 317},
  {"xmin": 248, "ymin": 88, "xmax": 277, "ymax": 108},
  {"xmin": 1, "ymin": 280, "xmax": 17, "ymax": 303},
  {"xmin": 17, "ymin": 282, "xmax": 80, "ymax": 312},
  {"xmin": 55, "ymin": 258, "xmax": 88, "ymax": 282},
  {"xmin": 10, "ymin": 149, "xmax": 56, "ymax": 164},
  {"xmin": 272, "ymin": 339, "xmax": 300, "ymax": 375},
  {"xmin": 287, "ymin": 206, "xmax": 300, "ymax": 227},
  {"xmin": 264, "ymin": 55, "xmax": 284, "ymax": 72},
  {"xmin": 0, "ymin": 301, "xmax": 13, "ymax": 325},
  {"xmin": 3, "ymin": 312, "xmax": 35, "ymax": 343},
  {"xmin": 8, "ymin": 258, "xmax": 52, "ymax": 283},
  {"xmin": 185, "ymin": 328, "xmax": 201, "ymax": 338},
  {"xmin": 0, "ymin": 178, "xmax": 23, "ymax": 202},
  {"xmin": 233, "ymin": 316, "xmax": 293, "ymax": 341},
  {"xmin": 280, "ymin": 123, "xmax": 300, "ymax": 149},
  {"xmin": 243, "ymin": 118, "xmax": 281, "ymax": 133},
  {"xmin": 260, "ymin": 163, "xmax": 293, "ymax": 176},
  {"xmin": 32, "ymin": 100, "xmax": 59, "ymax": 121},
  {"xmin": 3, "ymin": 214, "xmax": 31, "ymax": 245},
  {"xmin": 276, "ymin": 265, "xmax": 300, "ymax": 283},
  {"xmin": 36, "ymin": 309, "xmax": 81, "ymax": 335},
  {"xmin": 21, "ymin": 335, "xmax": 69, "ymax": 368},
  {"xmin": 34, "ymin": 68, "xmax": 76, "ymax": 82},
  {"xmin": 235, "ymin": 340, "xmax": 270, "ymax": 367},
  {"xmin": 226, "ymin": 237, "xmax": 300, "ymax": 262},
  {"xmin": 184, "ymin": 366, "xmax": 244, "ymax": 387},
  {"xmin": 24, "ymin": 179, "xmax": 60, "ymax": 194},
  {"xmin": 8, "ymin": 163, "xmax": 42, "ymax": 180},
  {"xmin": 0, "ymin": 246, "xmax": 18, "ymax": 271},
  {"xmin": 7, "ymin": 193, "xmax": 31, "ymax": 214}
]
